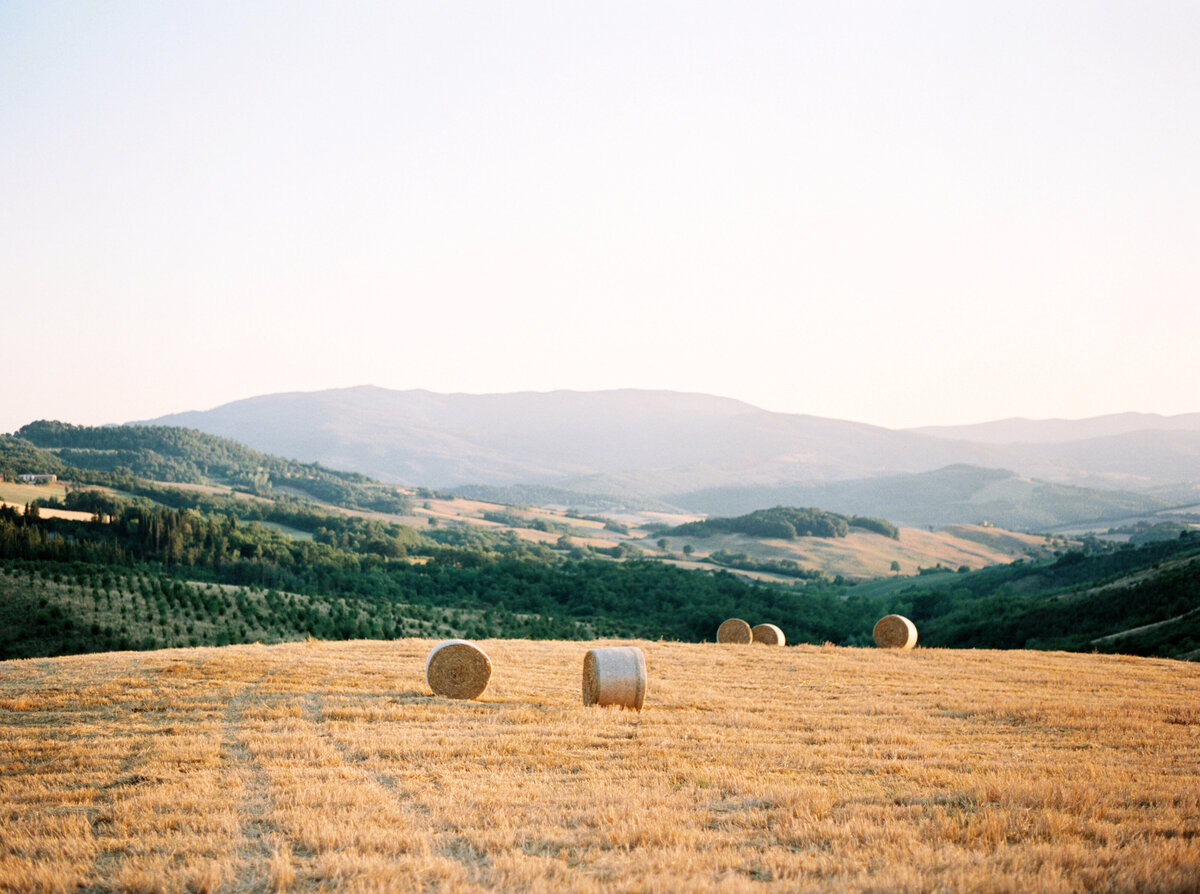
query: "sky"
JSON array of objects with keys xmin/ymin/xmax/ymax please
[{"xmin": 2, "ymin": 1, "xmax": 1198, "ymax": 434}]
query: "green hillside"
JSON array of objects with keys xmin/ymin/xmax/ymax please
[
  {"xmin": 860, "ymin": 533, "xmax": 1200, "ymax": 659},
  {"xmin": 13, "ymin": 421, "xmax": 410, "ymax": 513},
  {"xmin": 0, "ymin": 490, "xmax": 867, "ymax": 660}
]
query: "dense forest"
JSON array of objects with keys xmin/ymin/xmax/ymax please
[
  {"xmin": 2, "ymin": 424, "xmax": 1199, "ymax": 663},
  {"xmin": 13, "ymin": 421, "xmax": 410, "ymax": 513}
]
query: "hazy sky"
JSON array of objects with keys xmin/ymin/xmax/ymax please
[{"xmin": 3, "ymin": 1, "xmax": 1198, "ymax": 434}]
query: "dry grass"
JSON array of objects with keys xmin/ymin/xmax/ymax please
[
  {"xmin": 2, "ymin": 640, "xmax": 1199, "ymax": 892},
  {"xmin": 0, "ymin": 482, "xmax": 69, "ymax": 505},
  {"xmin": 0, "ymin": 482, "xmax": 94, "ymax": 521},
  {"xmin": 667, "ymin": 526, "xmax": 1057, "ymax": 581},
  {"xmin": 0, "ymin": 501, "xmax": 96, "ymax": 522}
]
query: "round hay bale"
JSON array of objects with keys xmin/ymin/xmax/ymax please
[
  {"xmin": 425, "ymin": 639, "xmax": 492, "ymax": 699},
  {"xmin": 716, "ymin": 618, "xmax": 753, "ymax": 643},
  {"xmin": 751, "ymin": 623, "xmax": 786, "ymax": 646},
  {"xmin": 582, "ymin": 646, "xmax": 646, "ymax": 710},
  {"xmin": 873, "ymin": 614, "xmax": 918, "ymax": 649}
]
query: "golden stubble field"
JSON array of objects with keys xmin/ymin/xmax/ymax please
[
  {"xmin": 2, "ymin": 639, "xmax": 1198, "ymax": 893},
  {"xmin": 0, "ymin": 481, "xmax": 93, "ymax": 522}
]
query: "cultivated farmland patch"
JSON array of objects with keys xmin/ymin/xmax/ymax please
[{"xmin": 2, "ymin": 639, "xmax": 1198, "ymax": 891}]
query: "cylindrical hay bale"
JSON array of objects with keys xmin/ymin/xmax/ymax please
[
  {"xmin": 582, "ymin": 646, "xmax": 646, "ymax": 710},
  {"xmin": 751, "ymin": 623, "xmax": 786, "ymax": 646},
  {"xmin": 425, "ymin": 639, "xmax": 492, "ymax": 699},
  {"xmin": 717, "ymin": 618, "xmax": 753, "ymax": 643},
  {"xmin": 873, "ymin": 614, "xmax": 918, "ymax": 650}
]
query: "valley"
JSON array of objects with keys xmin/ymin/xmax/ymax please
[
  {"xmin": 134, "ymin": 387, "xmax": 1200, "ymax": 531},
  {"xmin": 289, "ymin": 486, "xmax": 1062, "ymax": 582},
  {"xmin": 2, "ymin": 415, "xmax": 1199, "ymax": 664}
]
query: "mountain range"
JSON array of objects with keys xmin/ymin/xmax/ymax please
[
  {"xmin": 911, "ymin": 412, "xmax": 1200, "ymax": 444},
  {"xmin": 136, "ymin": 386, "xmax": 1200, "ymax": 529}
]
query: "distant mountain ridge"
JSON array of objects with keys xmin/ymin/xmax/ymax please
[
  {"xmin": 132, "ymin": 386, "xmax": 1200, "ymax": 529},
  {"xmin": 909, "ymin": 412, "xmax": 1200, "ymax": 444},
  {"xmin": 668, "ymin": 465, "xmax": 1178, "ymax": 531},
  {"xmin": 139, "ymin": 386, "xmax": 1005, "ymax": 489}
]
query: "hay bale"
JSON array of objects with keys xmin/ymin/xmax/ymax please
[
  {"xmin": 751, "ymin": 623, "xmax": 786, "ymax": 646},
  {"xmin": 873, "ymin": 614, "xmax": 918, "ymax": 649},
  {"xmin": 582, "ymin": 646, "xmax": 646, "ymax": 710},
  {"xmin": 717, "ymin": 618, "xmax": 753, "ymax": 643},
  {"xmin": 425, "ymin": 639, "xmax": 492, "ymax": 699}
]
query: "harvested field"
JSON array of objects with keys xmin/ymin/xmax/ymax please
[
  {"xmin": 0, "ymin": 482, "xmax": 69, "ymax": 505},
  {"xmin": 2, "ymin": 639, "xmax": 1199, "ymax": 892},
  {"xmin": 0, "ymin": 501, "xmax": 95, "ymax": 522},
  {"xmin": 663, "ymin": 526, "xmax": 1055, "ymax": 581}
]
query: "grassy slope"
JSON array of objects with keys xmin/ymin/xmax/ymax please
[
  {"xmin": 641, "ymin": 524, "xmax": 1059, "ymax": 580},
  {"xmin": 0, "ymin": 483, "xmax": 93, "ymax": 521},
  {"xmin": 898, "ymin": 538, "xmax": 1200, "ymax": 658},
  {"xmin": 0, "ymin": 481, "xmax": 69, "ymax": 504},
  {"xmin": 2, "ymin": 639, "xmax": 1198, "ymax": 892}
]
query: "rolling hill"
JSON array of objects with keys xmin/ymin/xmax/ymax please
[
  {"xmin": 669, "ymin": 464, "xmax": 1178, "ymax": 531},
  {"xmin": 130, "ymin": 386, "xmax": 1200, "ymax": 529},
  {"xmin": 3, "ymin": 421, "xmax": 1200, "ymax": 663},
  {"xmin": 137, "ymin": 386, "xmax": 998, "ymax": 488},
  {"xmin": 0, "ymin": 424, "xmax": 1065, "ymax": 582},
  {"xmin": 9, "ymin": 420, "xmax": 410, "ymax": 513},
  {"xmin": 909, "ymin": 411, "xmax": 1200, "ymax": 444}
]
